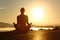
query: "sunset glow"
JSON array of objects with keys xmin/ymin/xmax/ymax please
[
  {"xmin": 32, "ymin": 7, "xmax": 44, "ymax": 20},
  {"xmin": 0, "ymin": 0, "xmax": 60, "ymax": 25},
  {"xmin": 30, "ymin": 27, "xmax": 54, "ymax": 31}
]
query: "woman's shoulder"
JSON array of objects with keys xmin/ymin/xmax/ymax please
[
  {"xmin": 17, "ymin": 15, "xmax": 21, "ymax": 18},
  {"xmin": 24, "ymin": 15, "xmax": 28, "ymax": 17}
]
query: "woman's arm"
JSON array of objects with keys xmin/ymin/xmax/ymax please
[{"xmin": 26, "ymin": 16, "xmax": 29, "ymax": 25}]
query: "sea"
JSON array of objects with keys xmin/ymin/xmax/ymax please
[
  {"xmin": 0, "ymin": 27, "xmax": 54, "ymax": 32},
  {"xmin": 0, "ymin": 27, "xmax": 60, "ymax": 40}
]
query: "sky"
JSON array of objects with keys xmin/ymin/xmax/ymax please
[{"xmin": 0, "ymin": 0, "xmax": 60, "ymax": 26}]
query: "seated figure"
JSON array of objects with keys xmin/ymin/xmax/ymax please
[{"xmin": 13, "ymin": 7, "xmax": 31, "ymax": 32}]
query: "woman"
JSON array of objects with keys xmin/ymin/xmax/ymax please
[{"xmin": 13, "ymin": 7, "xmax": 31, "ymax": 32}]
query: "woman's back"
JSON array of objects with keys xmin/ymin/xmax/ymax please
[{"xmin": 17, "ymin": 15, "xmax": 28, "ymax": 26}]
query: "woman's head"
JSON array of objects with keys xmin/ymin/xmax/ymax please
[{"xmin": 20, "ymin": 7, "xmax": 25, "ymax": 12}]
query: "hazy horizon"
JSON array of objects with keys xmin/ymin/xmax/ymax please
[{"xmin": 0, "ymin": 0, "xmax": 60, "ymax": 26}]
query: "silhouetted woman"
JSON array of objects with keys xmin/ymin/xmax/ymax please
[{"xmin": 13, "ymin": 7, "xmax": 31, "ymax": 32}]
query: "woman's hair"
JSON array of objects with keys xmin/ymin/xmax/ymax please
[{"xmin": 20, "ymin": 7, "xmax": 25, "ymax": 12}]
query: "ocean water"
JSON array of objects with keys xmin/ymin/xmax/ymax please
[
  {"xmin": 0, "ymin": 27, "xmax": 54, "ymax": 32},
  {"xmin": 0, "ymin": 27, "xmax": 60, "ymax": 40},
  {"xmin": 0, "ymin": 28, "xmax": 15, "ymax": 32}
]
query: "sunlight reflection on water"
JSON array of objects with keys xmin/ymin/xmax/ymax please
[
  {"xmin": 30, "ymin": 27, "xmax": 54, "ymax": 31},
  {"xmin": 33, "ymin": 32, "xmax": 42, "ymax": 40}
]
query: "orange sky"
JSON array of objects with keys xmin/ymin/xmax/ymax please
[{"xmin": 0, "ymin": 0, "xmax": 60, "ymax": 26}]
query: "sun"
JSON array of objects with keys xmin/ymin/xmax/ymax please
[{"xmin": 31, "ymin": 7, "xmax": 44, "ymax": 21}]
